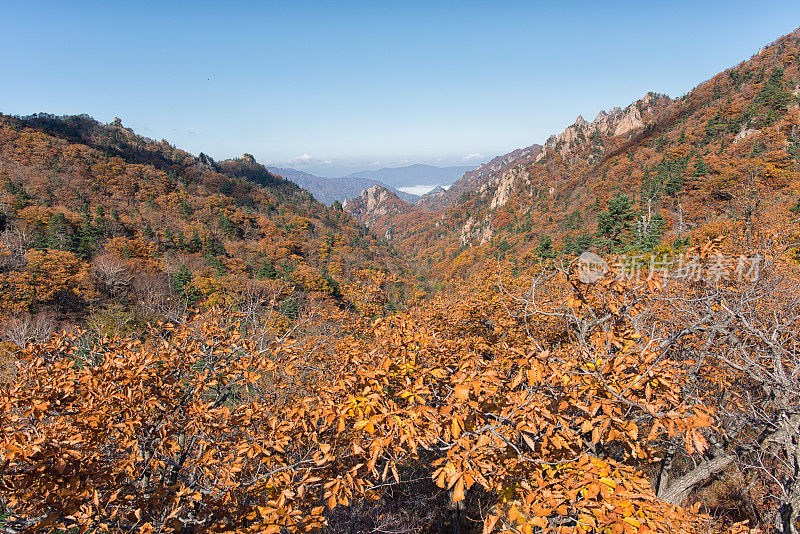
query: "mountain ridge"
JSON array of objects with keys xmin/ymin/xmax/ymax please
[
  {"xmin": 366, "ymin": 28, "xmax": 800, "ymax": 280},
  {"xmin": 342, "ymin": 185, "xmax": 413, "ymax": 239},
  {"xmin": 0, "ymin": 112, "xmax": 405, "ymax": 323},
  {"xmin": 266, "ymin": 166, "xmax": 419, "ymax": 205},
  {"xmin": 345, "ymin": 163, "xmax": 477, "ymax": 189}
]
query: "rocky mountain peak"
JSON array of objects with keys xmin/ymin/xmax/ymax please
[{"xmin": 344, "ymin": 185, "xmax": 412, "ymax": 231}]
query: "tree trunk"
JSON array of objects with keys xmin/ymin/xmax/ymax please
[
  {"xmin": 655, "ymin": 443, "xmax": 676, "ymax": 498},
  {"xmin": 448, "ymin": 487, "xmax": 465, "ymax": 534},
  {"xmin": 777, "ymin": 414, "xmax": 800, "ymax": 534},
  {"xmin": 658, "ymin": 453, "xmax": 735, "ymax": 505},
  {"xmin": 453, "ymin": 506, "xmax": 462, "ymax": 534}
]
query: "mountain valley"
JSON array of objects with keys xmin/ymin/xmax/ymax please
[{"xmin": 2, "ymin": 23, "xmax": 800, "ymax": 534}]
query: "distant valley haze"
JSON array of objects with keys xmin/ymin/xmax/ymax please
[
  {"xmin": 4, "ymin": 3, "xmax": 800, "ymax": 532},
  {"xmin": 6, "ymin": 0, "xmax": 800, "ymax": 199},
  {"xmin": 266, "ymin": 163, "xmax": 474, "ymax": 205}
]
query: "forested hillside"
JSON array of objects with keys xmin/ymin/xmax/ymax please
[
  {"xmin": 0, "ymin": 113, "xmax": 409, "ymax": 341},
  {"xmin": 2, "ymin": 25, "xmax": 800, "ymax": 534},
  {"xmin": 355, "ymin": 29, "xmax": 800, "ymax": 284}
]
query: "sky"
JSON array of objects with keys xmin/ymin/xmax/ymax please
[{"xmin": 2, "ymin": 1, "xmax": 800, "ymax": 177}]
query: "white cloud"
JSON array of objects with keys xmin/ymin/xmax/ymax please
[
  {"xmin": 397, "ymin": 184, "xmax": 441, "ymax": 196},
  {"xmin": 462, "ymin": 153, "xmax": 483, "ymax": 161},
  {"xmin": 289, "ymin": 153, "xmax": 314, "ymax": 165}
]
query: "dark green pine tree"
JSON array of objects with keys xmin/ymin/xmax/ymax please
[
  {"xmin": 171, "ymin": 265, "xmax": 194, "ymax": 301},
  {"xmin": 256, "ymin": 260, "xmax": 278, "ymax": 280},
  {"xmin": 596, "ymin": 193, "xmax": 636, "ymax": 251},
  {"xmin": 219, "ymin": 212, "xmax": 238, "ymax": 237},
  {"xmin": 693, "ymin": 155, "xmax": 708, "ymax": 177},
  {"xmin": 47, "ymin": 212, "xmax": 75, "ymax": 252},
  {"xmin": 535, "ymin": 235, "xmax": 556, "ymax": 259}
]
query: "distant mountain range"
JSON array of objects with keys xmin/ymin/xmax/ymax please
[
  {"xmin": 345, "ymin": 164, "xmax": 477, "ymax": 189},
  {"xmin": 344, "ymin": 27, "xmax": 800, "ymax": 283},
  {"xmin": 266, "ymin": 167, "xmax": 419, "ymax": 206}
]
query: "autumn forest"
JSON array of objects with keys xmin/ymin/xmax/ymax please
[{"xmin": 3, "ymin": 20, "xmax": 800, "ymax": 534}]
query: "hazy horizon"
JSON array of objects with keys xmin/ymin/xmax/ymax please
[{"xmin": 3, "ymin": 1, "xmax": 800, "ymax": 176}]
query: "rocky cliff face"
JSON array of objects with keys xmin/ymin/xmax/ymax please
[
  {"xmin": 437, "ymin": 144, "xmax": 543, "ymax": 208},
  {"xmin": 343, "ymin": 185, "xmax": 412, "ymax": 233},
  {"xmin": 542, "ymin": 93, "xmax": 666, "ymax": 161},
  {"xmin": 455, "ymin": 165, "xmax": 533, "ymax": 245},
  {"xmin": 441, "ymin": 94, "xmax": 670, "ymax": 246},
  {"xmin": 422, "ymin": 93, "xmax": 668, "ymax": 215}
]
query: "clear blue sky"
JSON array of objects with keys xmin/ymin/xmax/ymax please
[{"xmin": 2, "ymin": 1, "xmax": 800, "ymax": 176}]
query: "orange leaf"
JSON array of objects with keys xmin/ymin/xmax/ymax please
[
  {"xmin": 452, "ymin": 477, "xmax": 465, "ymax": 502},
  {"xmin": 483, "ymin": 514, "xmax": 500, "ymax": 534}
]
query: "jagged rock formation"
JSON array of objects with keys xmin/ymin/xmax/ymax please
[
  {"xmin": 267, "ymin": 166, "xmax": 419, "ymax": 206},
  {"xmin": 541, "ymin": 93, "xmax": 667, "ymax": 162},
  {"xmin": 363, "ymin": 28, "xmax": 800, "ymax": 282},
  {"xmin": 440, "ymin": 93, "xmax": 670, "ymax": 246},
  {"xmin": 424, "ymin": 145, "xmax": 543, "ymax": 210},
  {"xmin": 343, "ymin": 185, "xmax": 412, "ymax": 232},
  {"xmin": 421, "ymin": 94, "xmax": 668, "ymax": 214}
]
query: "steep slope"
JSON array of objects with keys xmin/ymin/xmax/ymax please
[
  {"xmin": 380, "ymin": 28, "xmax": 800, "ymax": 280},
  {"xmin": 419, "ymin": 144, "xmax": 544, "ymax": 210},
  {"xmin": 343, "ymin": 185, "xmax": 413, "ymax": 239},
  {"xmin": 447, "ymin": 93, "xmax": 674, "ymax": 246},
  {"xmin": 0, "ymin": 114, "xmax": 403, "ymax": 324},
  {"xmin": 266, "ymin": 166, "xmax": 419, "ymax": 205}
]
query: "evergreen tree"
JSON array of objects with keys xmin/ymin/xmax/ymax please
[
  {"xmin": 180, "ymin": 200, "xmax": 193, "ymax": 219},
  {"xmin": 171, "ymin": 265, "xmax": 196, "ymax": 303},
  {"xmin": 47, "ymin": 212, "xmax": 75, "ymax": 251},
  {"xmin": 755, "ymin": 67, "xmax": 791, "ymax": 125},
  {"xmin": 574, "ymin": 233, "xmax": 594, "ymax": 254},
  {"xmin": 664, "ymin": 173, "xmax": 685, "ymax": 197},
  {"xmin": 76, "ymin": 218, "xmax": 101, "ymax": 260},
  {"xmin": 597, "ymin": 194, "xmax": 636, "ymax": 251},
  {"xmin": 634, "ymin": 212, "xmax": 665, "ymax": 251},
  {"xmin": 640, "ymin": 169, "xmax": 661, "ymax": 202},
  {"xmin": 219, "ymin": 212, "xmax": 237, "ymax": 237},
  {"xmin": 203, "ymin": 236, "xmax": 226, "ymax": 257},
  {"xmin": 187, "ymin": 232, "xmax": 203, "ymax": 253},
  {"xmin": 693, "ymin": 156, "xmax": 708, "ymax": 177},
  {"xmin": 256, "ymin": 260, "xmax": 278, "ymax": 280},
  {"xmin": 535, "ymin": 235, "xmax": 556, "ymax": 259}
]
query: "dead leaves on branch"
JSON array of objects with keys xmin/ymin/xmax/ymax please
[{"xmin": 0, "ymin": 269, "xmax": 717, "ymax": 533}]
